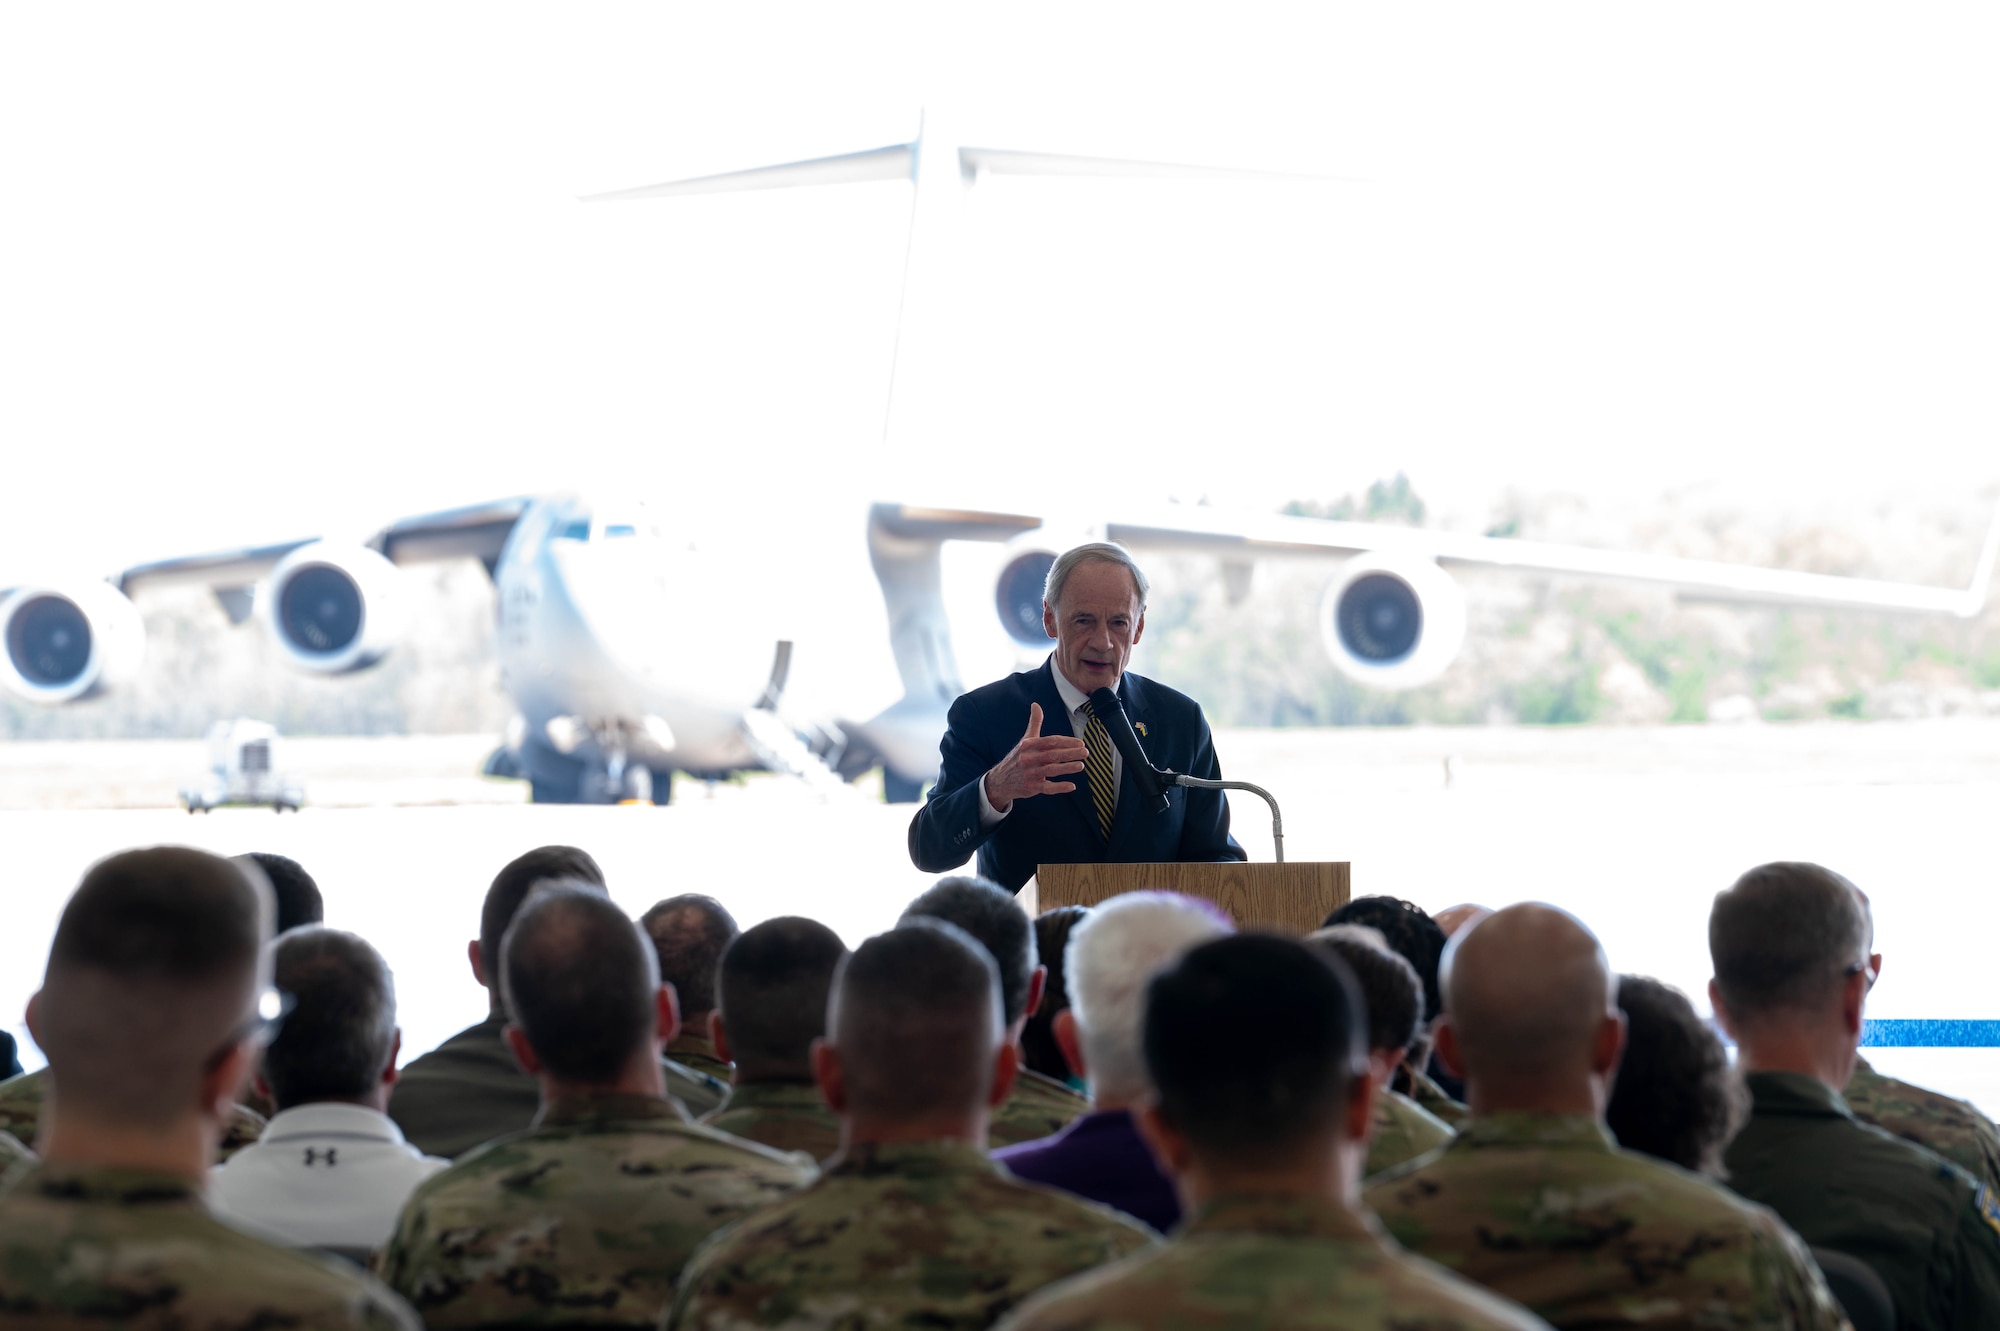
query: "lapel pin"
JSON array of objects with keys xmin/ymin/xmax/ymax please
[{"xmin": 1135, "ymin": 722, "xmax": 1148, "ymax": 738}]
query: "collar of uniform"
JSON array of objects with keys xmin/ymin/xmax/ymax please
[
  {"xmin": 1453, "ymin": 1111, "xmax": 1616, "ymax": 1152},
  {"xmin": 1743, "ymin": 1070, "xmax": 1853, "ymax": 1120},
  {"xmin": 1184, "ymin": 1193, "xmax": 1387, "ymax": 1246},
  {"xmin": 261, "ymin": 1101, "xmax": 410, "ymax": 1145},
  {"xmin": 719, "ymin": 1080, "xmax": 825, "ymax": 1112},
  {"xmin": 668, "ymin": 1031, "xmax": 721, "ymax": 1063},
  {"xmin": 16, "ymin": 1160, "xmax": 206, "ymax": 1210},
  {"xmin": 534, "ymin": 1092, "xmax": 688, "ymax": 1130},
  {"xmin": 1049, "ymin": 658, "xmax": 1091, "ymax": 717},
  {"xmin": 823, "ymin": 1138, "xmax": 997, "ymax": 1180}
]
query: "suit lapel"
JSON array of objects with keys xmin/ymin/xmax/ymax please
[{"xmin": 1031, "ymin": 659, "xmax": 1103, "ymax": 842}]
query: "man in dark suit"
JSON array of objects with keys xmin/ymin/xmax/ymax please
[{"xmin": 910, "ymin": 543, "xmax": 1245, "ymax": 891}]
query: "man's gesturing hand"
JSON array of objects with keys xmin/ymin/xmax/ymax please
[{"xmin": 982, "ymin": 703, "xmax": 1088, "ymax": 814}]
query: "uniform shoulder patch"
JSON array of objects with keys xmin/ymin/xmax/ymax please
[{"xmin": 1974, "ymin": 1183, "xmax": 2000, "ymax": 1242}]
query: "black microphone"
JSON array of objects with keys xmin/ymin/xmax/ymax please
[{"xmin": 1088, "ymin": 687, "xmax": 1171, "ymax": 814}]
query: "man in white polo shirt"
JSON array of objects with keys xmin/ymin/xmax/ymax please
[{"xmin": 212, "ymin": 925, "xmax": 445, "ymax": 1258}]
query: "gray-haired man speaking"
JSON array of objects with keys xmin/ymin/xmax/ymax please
[{"xmin": 909, "ymin": 542, "xmax": 1244, "ymax": 891}]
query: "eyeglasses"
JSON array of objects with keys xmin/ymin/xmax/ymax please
[{"xmin": 1843, "ymin": 961, "xmax": 1879, "ymax": 992}]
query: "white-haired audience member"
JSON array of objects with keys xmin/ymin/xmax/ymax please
[
  {"xmin": 993, "ymin": 891, "xmax": 1232, "ymax": 1231},
  {"xmin": 211, "ymin": 927, "xmax": 447, "ymax": 1259}
]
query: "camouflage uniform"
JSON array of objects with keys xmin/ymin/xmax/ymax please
[
  {"xmin": 990, "ymin": 1066, "xmax": 1090, "ymax": 1148},
  {"xmin": 0, "ymin": 1128, "xmax": 30, "ymax": 1173},
  {"xmin": 0, "ymin": 1067, "xmax": 266, "ymax": 1162},
  {"xmin": 702, "ymin": 1080, "xmax": 842, "ymax": 1161},
  {"xmin": 379, "ymin": 1092, "xmax": 813, "ymax": 1328},
  {"xmin": 1727, "ymin": 1069, "xmax": 2000, "ymax": 1331},
  {"xmin": 667, "ymin": 1138, "xmax": 1155, "ymax": 1330},
  {"xmin": 996, "ymin": 1192, "xmax": 1551, "ymax": 1331},
  {"xmin": 1366, "ymin": 1112, "xmax": 1849, "ymax": 1330},
  {"xmin": 1365, "ymin": 1087, "xmax": 1452, "ymax": 1179},
  {"xmin": 1405, "ymin": 1065, "xmax": 1468, "ymax": 1127},
  {"xmin": 387, "ymin": 1015, "xmax": 728, "ymax": 1159},
  {"xmin": 668, "ymin": 1031, "xmax": 735, "ymax": 1084},
  {"xmin": 0, "ymin": 1159, "xmax": 418, "ymax": 1330},
  {"xmin": 1844, "ymin": 1055, "xmax": 2000, "ymax": 1194}
]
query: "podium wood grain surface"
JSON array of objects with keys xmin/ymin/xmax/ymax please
[{"xmin": 1033, "ymin": 861, "xmax": 1350, "ymax": 936}]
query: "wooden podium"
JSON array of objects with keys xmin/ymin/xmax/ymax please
[{"xmin": 1030, "ymin": 861, "xmax": 1350, "ymax": 936}]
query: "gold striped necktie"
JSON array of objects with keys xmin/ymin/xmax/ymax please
[{"xmin": 1079, "ymin": 701, "xmax": 1115, "ymax": 839}]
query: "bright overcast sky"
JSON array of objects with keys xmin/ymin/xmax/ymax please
[{"xmin": 2, "ymin": 4, "xmax": 1997, "ymax": 577}]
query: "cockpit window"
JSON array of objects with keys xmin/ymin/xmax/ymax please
[
  {"xmin": 557, "ymin": 518, "xmax": 591, "ymax": 541},
  {"xmin": 603, "ymin": 524, "xmax": 638, "ymax": 538}
]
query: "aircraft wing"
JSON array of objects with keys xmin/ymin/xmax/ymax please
[
  {"xmin": 869, "ymin": 500, "xmax": 2000, "ymax": 618},
  {"xmin": 108, "ymin": 498, "xmax": 534, "ymax": 622}
]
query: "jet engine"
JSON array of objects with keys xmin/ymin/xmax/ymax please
[
  {"xmin": 264, "ymin": 542, "xmax": 405, "ymax": 674},
  {"xmin": 1318, "ymin": 553, "xmax": 1466, "ymax": 690},
  {"xmin": 993, "ymin": 536, "xmax": 1062, "ymax": 647},
  {"xmin": 0, "ymin": 582, "xmax": 145, "ymax": 704}
]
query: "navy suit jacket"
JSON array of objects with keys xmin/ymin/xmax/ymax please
[{"xmin": 908, "ymin": 658, "xmax": 1246, "ymax": 891}]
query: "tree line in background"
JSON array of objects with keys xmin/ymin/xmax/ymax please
[{"xmin": 4, "ymin": 481, "xmax": 1998, "ymax": 740}]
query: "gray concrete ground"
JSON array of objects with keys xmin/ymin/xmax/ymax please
[{"xmin": 3, "ymin": 720, "xmax": 1996, "ymax": 1112}]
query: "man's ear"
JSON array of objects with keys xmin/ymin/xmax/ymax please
[
  {"xmin": 24, "ymin": 990, "xmax": 43, "ymax": 1048},
  {"xmin": 202, "ymin": 1039, "xmax": 256, "ymax": 1122},
  {"xmin": 504, "ymin": 1024, "xmax": 543, "ymax": 1077},
  {"xmin": 1024, "ymin": 966, "xmax": 1048, "ymax": 1023},
  {"xmin": 656, "ymin": 984, "xmax": 683, "ymax": 1047},
  {"xmin": 381, "ymin": 1029, "xmax": 404, "ymax": 1089},
  {"xmin": 1134, "ymin": 1101, "xmax": 1192, "ymax": 1177},
  {"xmin": 1433, "ymin": 1017, "xmax": 1467, "ymax": 1080},
  {"xmin": 467, "ymin": 939, "xmax": 487, "ymax": 990},
  {"xmin": 710, "ymin": 1013, "xmax": 733, "ymax": 1067},
  {"xmin": 1042, "ymin": 600, "xmax": 1059, "ymax": 641},
  {"xmin": 1708, "ymin": 980, "xmax": 1740, "ymax": 1041},
  {"xmin": 253, "ymin": 1072, "xmax": 274, "ymax": 1103},
  {"xmin": 988, "ymin": 1041, "xmax": 1021, "ymax": 1110},
  {"xmin": 1131, "ymin": 610, "xmax": 1146, "ymax": 646},
  {"xmin": 1344, "ymin": 1064, "xmax": 1379, "ymax": 1146},
  {"xmin": 1052, "ymin": 1009, "xmax": 1087, "ymax": 1082},
  {"xmin": 1368, "ymin": 1047, "xmax": 1406, "ymax": 1085},
  {"xmin": 811, "ymin": 1038, "xmax": 846, "ymax": 1114},
  {"xmin": 1592, "ymin": 1011, "xmax": 1627, "ymax": 1080},
  {"xmin": 1868, "ymin": 952, "xmax": 1883, "ymax": 984},
  {"xmin": 1839, "ymin": 968, "xmax": 1868, "ymax": 1040}
]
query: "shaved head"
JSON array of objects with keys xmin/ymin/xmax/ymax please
[
  {"xmin": 1442, "ymin": 904, "xmax": 1616, "ymax": 1081},
  {"xmin": 1433, "ymin": 904, "xmax": 1492, "ymax": 939},
  {"xmin": 37, "ymin": 847, "xmax": 271, "ymax": 1130},
  {"xmin": 830, "ymin": 921, "xmax": 1001, "ymax": 1123}
]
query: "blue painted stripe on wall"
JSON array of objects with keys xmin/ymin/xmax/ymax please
[{"xmin": 1861, "ymin": 1020, "xmax": 2000, "ymax": 1048}]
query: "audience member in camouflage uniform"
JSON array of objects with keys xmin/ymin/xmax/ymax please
[
  {"xmin": 0, "ymin": 1065, "xmax": 267, "ymax": 1161},
  {"xmin": 1368, "ymin": 903, "xmax": 1849, "ymax": 1331},
  {"xmin": 1309, "ymin": 925, "xmax": 1455, "ymax": 1177},
  {"xmin": 900, "ymin": 875, "xmax": 1088, "ymax": 1147},
  {"xmin": 1711, "ymin": 862, "xmax": 2000, "ymax": 1330},
  {"xmin": 643, "ymin": 893, "xmax": 740, "ymax": 1087},
  {"xmin": 700, "ymin": 916, "xmax": 847, "ymax": 1160},
  {"xmin": 380, "ymin": 887, "xmax": 813, "ymax": 1328},
  {"xmin": 668, "ymin": 920, "xmax": 1153, "ymax": 1331},
  {"xmin": 996, "ymin": 892, "xmax": 1232, "ymax": 1233},
  {"xmin": 1323, "ymin": 895, "xmax": 1471, "ymax": 1122},
  {"xmin": 0, "ymin": 1127, "xmax": 30, "ymax": 1172},
  {"xmin": 0, "ymin": 847, "xmax": 418, "ymax": 1330},
  {"xmin": 387, "ymin": 847, "xmax": 722, "ymax": 1158},
  {"xmin": 1845, "ymin": 1055, "xmax": 2000, "ymax": 1192},
  {"xmin": 1001, "ymin": 933, "xmax": 1547, "ymax": 1331}
]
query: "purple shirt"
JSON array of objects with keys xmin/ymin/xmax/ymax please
[{"xmin": 992, "ymin": 1107, "xmax": 1179, "ymax": 1234}]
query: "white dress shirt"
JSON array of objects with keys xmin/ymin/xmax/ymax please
[
  {"xmin": 209, "ymin": 1101, "xmax": 448, "ymax": 1253},
  {"xmin": 978, "ymin": 664, "xmax": 1121, "ymax": 829}
]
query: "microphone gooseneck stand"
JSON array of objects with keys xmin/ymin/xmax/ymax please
[{"xmin": 1163, "ymin": 772, "xmax": 1285, "ymax": 864}]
